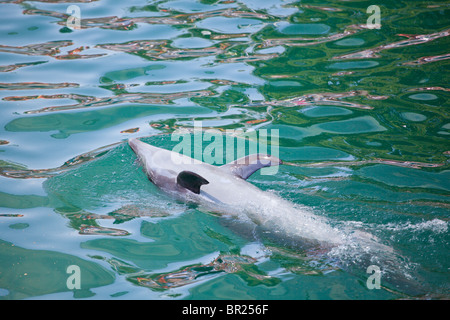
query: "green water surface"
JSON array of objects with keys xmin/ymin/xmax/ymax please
[{"xmin": 0, "ymin": 0, "xmax": 449, "ymax": 300}]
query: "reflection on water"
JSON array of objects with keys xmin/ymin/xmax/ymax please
[
  {"xmin": 332, "ymin": 28, "xmax": 450, "ymax": 60},
  {"xmin": 128, "ymin": 254, "xmax": 261, "ymax": 290},
  {"xmin": 0, "ymin": 0, "xmax": 449, "ymax": 300},
  {"xmin": 5, "ymin": 89, "xmax": 213, "ymax": 113},
  {"xmin": 0, "ymin": 40, "xmax": 106, "ymax": 60}
]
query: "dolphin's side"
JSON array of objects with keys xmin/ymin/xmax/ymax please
[{"xmin": 128, "ymin": 138, "xmax": 344, "ymax": 244}]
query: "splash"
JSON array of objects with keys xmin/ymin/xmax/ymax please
[{"xmin": 382, "ymin": 219, "xmax": 448, "ymax": 234}]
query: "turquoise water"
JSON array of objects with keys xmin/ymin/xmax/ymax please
[{"xmin": 0, "ymin": 0, "xmax": 449, "ymax": 300}]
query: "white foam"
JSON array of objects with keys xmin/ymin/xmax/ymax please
[{"xmin": 383, "ymin": 219, "xmax": 448, "ymax": 234}]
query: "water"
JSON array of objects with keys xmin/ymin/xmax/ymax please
[{"xmin": 0, "ymin": 0, "xmax": 449, "ymax": 300}]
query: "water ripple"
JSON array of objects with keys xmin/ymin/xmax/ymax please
[
  {"xmin": 333, "ymin": 28, "xmax": 450, "ymax": 60},
  {"xmin": 5, "ymin": 90, "xmax": 213, "ymax": 114},
  {"xmin": 0, "ymin": 0, "xmax": 449, "ymax": 300}
]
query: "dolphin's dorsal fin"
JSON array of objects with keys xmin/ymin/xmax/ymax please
[
  {"xmin": 220, "ymin": 154, "xmax": 283, "ymax": 180},
  {"xmin": 177, "ymin": 171, "xmax": 209, "ymax": 194}
]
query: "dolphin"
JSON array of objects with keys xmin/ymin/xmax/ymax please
[
  {"xmin": 128, "ymin": 138, "xmax": 344, "ymax": 244},
  {"xmin": 127, "ymin": 138, "xmax": 417, "ymax": 292}
]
